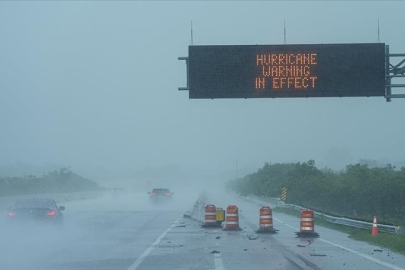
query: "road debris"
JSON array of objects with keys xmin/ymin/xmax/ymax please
[
  {"xmin": 246, "ymin": 233, "xmax": 259, "ymax": 240},
  {"xmin": 310, "ymin": 253, "xmax": 327, "ymax": 257},
  {"xmin": 210, "ymin": 250, "xmax": 220, "ymax": 254},
  {"xmin": 297, "ymin": 240, "xmax": 312, "ymax": 247}
]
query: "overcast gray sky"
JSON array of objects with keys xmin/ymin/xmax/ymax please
[{"xmin": 1, "ymin": 1, "xmax": 404, "ymax": 179}]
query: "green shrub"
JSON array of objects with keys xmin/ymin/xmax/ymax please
[{"xmin": 227, "ymin": 161, "xmax": 405, "ymax": 225}]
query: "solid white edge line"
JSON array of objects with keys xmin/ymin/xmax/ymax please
[
  {"xmin": 126, "ymin": 216, "xmax": 181, "ymax": 270},
  {"xmin": 273, "ymin": 217, "xmax": 404, "ymax": 270}
]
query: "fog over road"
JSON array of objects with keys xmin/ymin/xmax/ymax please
[
  {"xmin": 1, "ymin": 1, "xmax": 405, "ymax": 179},
  {"xmin": 1, "ymin": 188, "xmax": 404, "ymax": 270}
]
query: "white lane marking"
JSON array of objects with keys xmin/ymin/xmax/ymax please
[
  {"xmin": 273, "ymin": 217, "xmax": 404, "ymax": 270},
  {"xmin": 126, "ymin": 217, "xmax": 180, "ymax": 270},
  {"xmin": 214, "ymin": 243, "xmax": 225, "ymax": 270},
  {"xmin": 214, "ymin": 253, "xmax": 225, "ymax": 270},
  {"xmin": 273, "ymin": 217, "xmax": 297, "ymax": 230},
  {"xmin": 318, "ymin": 238, "xmax": 404, "ymax": 270}
]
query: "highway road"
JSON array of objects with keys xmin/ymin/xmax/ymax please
[{"xmin": 1, "ymin": 188, "xmax": 404, "ymax": 270}]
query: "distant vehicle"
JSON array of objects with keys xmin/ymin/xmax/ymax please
[
  {"xmin": 111, "ymin": 187, "xmax": 127, "ymax": 198},
  {"xmin": 7, "ymin": 198, "xmax": 65, "ymax": 227},
  {"xmin": 148, "ymin": 188, "xmax": 174, "ymax": 203}
]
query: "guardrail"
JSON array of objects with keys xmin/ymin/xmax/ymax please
[
  {"xmin": 279, "ymin": 201, "xmax": 400, "ymax": 234},
  {"xmin": 241, "ymin": 194, "xmax": 402, "ymax": 235}
]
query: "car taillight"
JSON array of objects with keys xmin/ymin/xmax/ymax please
[
  {"xmin": 8, "ymin": 211, "xmax": 15, "ymax": 217},
  {"xmin": 165, "ymin": 193, "xmax": 171, "ymax": 196},
  {"xmin": 46, "ymin": 210, "xmax": 57, "ymax": 216},
  {"xmin": 150, "ymin": 192, "xmax": 156, "ymax": 196}
]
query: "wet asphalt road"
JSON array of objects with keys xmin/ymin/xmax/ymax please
[{"xmin": 0, "ymin": 190, "xmax": 404, "ymax": 270}]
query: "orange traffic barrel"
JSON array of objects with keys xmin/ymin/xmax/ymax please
[
  {"xmin": 223, "ymin": 205, "xmax": 241, "ymax": 231},
  {"xmin": 202, "ymin": 204, "xmax": 220, "ymax": 227},
  {"xmin": 296, "ymin": 209, "xmax": 319, "ymax": 237},
  {"xmin": 256, "ymin": 206, "xmax": 277, "ymax": 233}
]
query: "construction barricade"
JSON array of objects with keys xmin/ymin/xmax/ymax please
[
  {"xmin": 296, "ymin": 209, "xmax": 319, "ymax": 237},
  {"xmin": 202, "ymin": 204, "xmax": 221, "ymax": 227},
  {"xmin": 256, "ymin": 206, "xmax": 277, "ymax": 233},
  {"xmin": 223, "ymin": 205, "xmax": 242, "ymax": 231}
]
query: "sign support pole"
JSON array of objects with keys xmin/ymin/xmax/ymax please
[
  {"xmin": 385, "ymin": 45, "xmax": 391, "ymax": 102},
  {"xmin": 385, "ymin": 49, "xmax": 405, "ymax": 101}
]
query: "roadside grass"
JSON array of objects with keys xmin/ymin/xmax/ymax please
[{"xmin": 273, "ymin": 207, "xmax": 405, "ymax": 255}]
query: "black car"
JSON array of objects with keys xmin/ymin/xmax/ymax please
[
  {"xmin": 148, "ymin": 188, "xmax": 174, "ymax": 203},
  {"xmin": 7, "ymin": 198, "xmax": 65, "ymax": 226}
]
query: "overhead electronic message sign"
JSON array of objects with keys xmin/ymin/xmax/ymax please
[{"xmin": 188, "ymin": 43, "xmax": 386, "ymax": 99}]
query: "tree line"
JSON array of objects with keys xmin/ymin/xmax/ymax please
[
  {"xmin": 227, "ymin": 161, "xmax": 405, "ymax": 225},
  {"xmin": 0, "ymin": 167, "xmax": 101, "ymax": 197}
]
